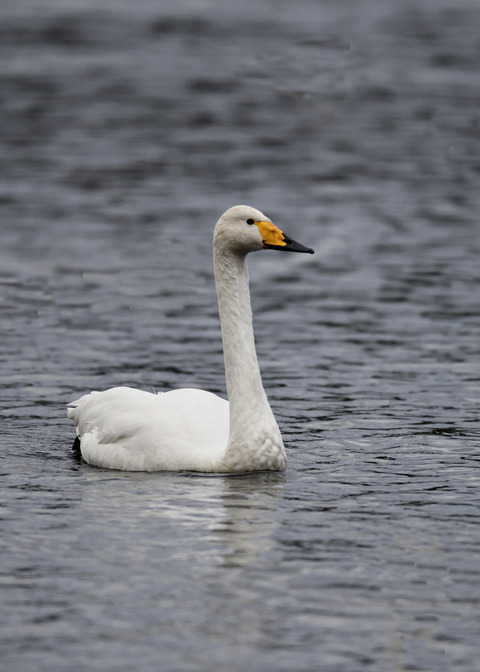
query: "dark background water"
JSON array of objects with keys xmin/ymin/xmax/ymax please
[{"xmin": 1, "ymin": 0, "xmax": 480, "ymax": 670}]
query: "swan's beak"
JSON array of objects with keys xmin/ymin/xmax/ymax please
[{"xmin": 255, "ymin": 220, "xmax": 314, "ymax": 254}]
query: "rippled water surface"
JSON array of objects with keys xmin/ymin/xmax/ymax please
[{"xmin": 1, "ymin": 0, "xmax": 480, "ymax": 670}]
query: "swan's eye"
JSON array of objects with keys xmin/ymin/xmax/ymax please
[{"xmin": 246, "ymin": 218, "xmax": 255, "ymax": 225}]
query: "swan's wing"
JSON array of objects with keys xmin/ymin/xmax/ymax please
[{"xmin": 67, "ymin": 386, "xmax": 229, "ymax": 471}]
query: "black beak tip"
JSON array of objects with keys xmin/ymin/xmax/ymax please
[
  {"xmin": 284, "ymin": 235, "xmax": 315, "ymax": 254},
  {"xmin": 264, "ymin": 232, "xmax": 314, "ymax": 254}
]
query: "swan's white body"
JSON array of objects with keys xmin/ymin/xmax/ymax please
[{"xmin": 68, "ymin": 205, "xmax": 313, "ymax": 472}]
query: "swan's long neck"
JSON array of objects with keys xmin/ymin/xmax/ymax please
[
  {"xmin": 215, "ymin": 251, "xmax": 266, "ymax": 411},
  {"xmin": 214, "ymin": 246, "xmax": 286, "ymax": 472}
]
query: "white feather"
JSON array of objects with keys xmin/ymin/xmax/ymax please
[{"xmin": 67, "ymin": 205, "xmax": 313, "ymax": 472}]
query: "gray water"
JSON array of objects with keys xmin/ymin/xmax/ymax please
[{"xmin": 1, "ymin": 0, "xmax": 480, "ymax": 670}]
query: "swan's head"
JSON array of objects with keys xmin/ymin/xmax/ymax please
[{"xmin": 214, "ymin": 205, "xmax": 314, "ymax": 256}]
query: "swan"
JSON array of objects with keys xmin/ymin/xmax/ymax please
[{"xmin": 67, "ymin": 205, "xmax": 314, "ymax": 472}]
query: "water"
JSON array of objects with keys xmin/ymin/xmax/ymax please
[{"xmin": 1, "ymin": 0, "xmax": 480, "ymax": 670}]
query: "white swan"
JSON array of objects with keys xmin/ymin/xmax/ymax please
[{"xmin": 67, "ymin": 205, "xmax": 314, "ymax": 472}]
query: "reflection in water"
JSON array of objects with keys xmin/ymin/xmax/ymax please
[
  {"xmin": 212, "ymin": 473, "xmax": 286, "ymax": 568},
  {"xmin": 70, "ymin": 468, "xmax": 286, "ymax": 568},
  {"xmin": 66, "ymin": 467, "xmax": 285, "ymax": 566}
]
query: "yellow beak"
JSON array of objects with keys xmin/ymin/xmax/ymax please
[{"xmin": 255, "ymin": 220, "xmax": 314, "ymax": 254}]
